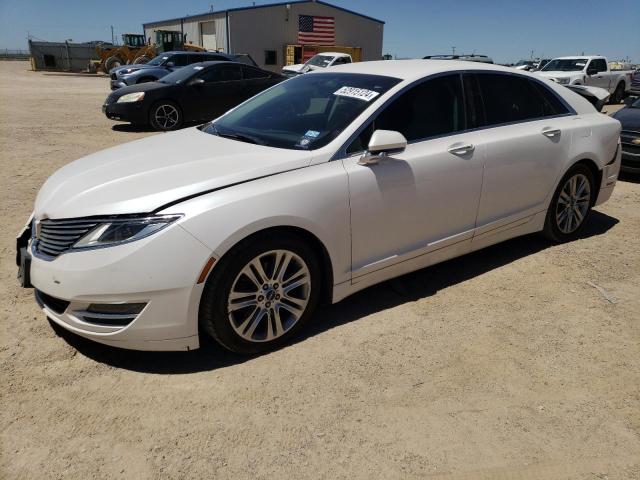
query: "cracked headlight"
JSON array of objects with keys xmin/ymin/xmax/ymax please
[{"xmin": 73, "ymin": 215, "xmax": 182, "ymax": 250}]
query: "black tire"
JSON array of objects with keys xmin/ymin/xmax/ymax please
[
  {"xmin": 136, "ymin": 77, "xmax": 155, "ymax": 84},
  {"xmin": 199, "ymin": 231, "xmax": 322, "ymax": 355},
  {"xmin": 104, "ymin": 55, "xmax": 124, "ymax": 72},
  {"xmin": 133, "ymin": 55, "xmax": 151, "ymax": 64},
  {"xmin": 149, "ymin": 100, "xmax": 183, "ymax": 131},
  {"xmin": 610, "ymin": 82, "xmax": 625, "ymax": 104},
  {"xmin": 543, "ymin": 163, "xmax": 595, "ymax": 243}
]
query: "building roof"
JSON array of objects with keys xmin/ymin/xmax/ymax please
[{"xmin": 143, "ymin": 0, "xmax": 385, "ymax": 27}]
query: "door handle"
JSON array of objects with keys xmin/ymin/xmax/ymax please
[
  {"xmin": 447, "ymin": 143, "xmax": 475, "ymax": 155},
  {"xmin": 542, "ymin": 128, "xmax": 561, "ymax": 138}
]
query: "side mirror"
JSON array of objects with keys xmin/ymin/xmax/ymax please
[
  {"xmin": 166, "ymin": 61, "xmax": 175, "ymax": 68},
  {"xmin": 586, "ymin": 67, "xmax": 598, "ymax": 76},
  {"xmin": 190, "ymin": 78, "xmax": 205, "ymax": 86},
  {"xmin": 359, "ymin": 130, "xmax": 407, "ymax": 165}
]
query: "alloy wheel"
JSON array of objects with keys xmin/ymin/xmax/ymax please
[
  {"xmin": 227, "ymin": 250, "xmax": 311, "ymax": 343},
  {"xmin": 555, "ymin": 173, "xmax": 591, "ymax": 234},
  {"xmin": 154, "ymin": 104, "xmax": 179, "ymax": 130}
]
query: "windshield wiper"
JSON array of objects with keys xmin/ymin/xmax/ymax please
[{"xmin": 213, "ymin": 129, "xmax": 265, "ymax": 145}]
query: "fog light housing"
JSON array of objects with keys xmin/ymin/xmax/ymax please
[{"xmin": 75, "ymin": 302, "xmax": 147, "ymax": 326}]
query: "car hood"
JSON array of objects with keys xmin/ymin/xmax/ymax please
[
  {"xmin": 34, "ymin": 128, "xmax": 313, "ymax": 219},
  {"xmin": 112, "ymin": 63, "xmax": 159, "ymax": 76},
  {"xmin": 282, "ymin": 63, "xmax": 305, "ymax": 73},
  {"xmin": 613, "ymin": 107, "xmax": 640, "ymax": 131},
  {"xmin": 537, "ymin": 71, "xmax": 581, "ymax": 79}
]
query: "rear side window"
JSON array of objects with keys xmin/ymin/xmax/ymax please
[
  {"xmin": 170, "ymin": 55, "xmax": 191, "ymax": 67},
  {"xmin": 199, "ymin": 65, "xmax": 242, "ymax": 83},
  {"xmin": 475, "ymin": 73, "xmax": 567, "ymax": 126},
  {"xmin": 242, "ymin": 66, "xmax": 269, "ymax": 79},
  {"xmin": 347, "ymin": 74, "xmax": 465, "ymax": 153},
  {"xmin": 203, "ymin": 55, "xmax": 228, "ymax": 62}
]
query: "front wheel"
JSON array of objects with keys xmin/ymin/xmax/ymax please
[
  {"xmin": 149, "ymin": 101, "xmax": 183, "ymax": 131},
  {"xmin": 199, "ymin": 232, "xmax": 321, "ymax": 354},
  {"xmin": 543, "ymin": 164, "xmax": 595, "ymax": 243}
]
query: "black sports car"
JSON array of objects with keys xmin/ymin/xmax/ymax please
[
  {"xmin": 103, "ymin": 61, "xmax": 285, "ymax": 131},
  {"xmin": 613, "ymin": 96, "xmax": 640, "ymax": 173}
]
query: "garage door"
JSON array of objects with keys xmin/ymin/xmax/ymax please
[{"xmin": 201, "ymin": 22, "xmax": 216, "ymax": 51}]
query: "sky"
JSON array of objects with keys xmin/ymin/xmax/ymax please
[{"xmin": 0, "ymin": 0, "xmax": 638, "ymax": 64}]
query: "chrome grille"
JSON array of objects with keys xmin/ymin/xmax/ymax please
[{"xmin": 35, "ymin": 218, "xmax": 99, "ymax": 258}]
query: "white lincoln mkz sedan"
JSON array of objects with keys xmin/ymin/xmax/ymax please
[{"xmin": 17, "ymin": 60, "xmax": 621, "ymax": 354}]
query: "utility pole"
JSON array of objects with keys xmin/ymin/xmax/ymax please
[
  {"xmin": 452, "ymin": 46, "xmax": 456, "ymax": 56},
  {"xmin": 111, "ymin": 26, "xmax": 114, "ymax": 44}
]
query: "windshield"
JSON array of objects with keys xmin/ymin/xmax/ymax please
[
  {"xmin": 306, "ymin": 55, "xmax": 335, "ymax": 68},
  {"xmin": 148, "ymin": 55, "xmax": 169, "ymax": 66},
  {"xmin": 204, "ymin": 73, "xmax": 401, "ymax": 150},
  {"xmin": 542, "ymin": 59, "xmax": 587, "ymax": 72},
  {"xmin": 159, "ymin": 64, "xmax": 203, "ymax": 84},
  {"xmin": 516, "ymin": 60, "xmax": 534, "ymax": 66}
]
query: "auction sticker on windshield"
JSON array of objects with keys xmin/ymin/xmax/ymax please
[{"xmin": 334, "ymin": 86, "xmax": 380, "ymax": 102}]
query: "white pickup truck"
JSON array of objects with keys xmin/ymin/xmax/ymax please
[
  {"xmin": 282, "ymin": 52, "xmax": 353, "ymax": 77},
  {"xmin": 536, "ymin": 56, "xmax": 634, "ymax": 103}
]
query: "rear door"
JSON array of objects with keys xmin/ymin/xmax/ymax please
[
  {"xmin": 241, "ymin": 65, "xmax": 275, "ymax": 98},
  {"xmin": 588, "ymin": 58, "xmax": 611, "ymax": 91},
  {"xmin": 468, "ymin": 72, "xmax": 574, "ymax": 233}
]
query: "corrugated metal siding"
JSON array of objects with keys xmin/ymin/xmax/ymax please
[
  {"xmin": 229, "ymin": 2, "xmax": 382, "ymax": 71},
  {"xmin": 144, "ymin": 3, "xmax": 383, "ymax": 70},
  {"xmin": 144, "ymin": 13, "xmax": 227, "ymax": 52},
  {"xmin": 28, "ymin": 40, "xmax": 99, "ymax": 71}
]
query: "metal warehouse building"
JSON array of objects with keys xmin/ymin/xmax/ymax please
[{"xmin": 142, "ymin": 0, "xmax": 384, "ymax": 72}]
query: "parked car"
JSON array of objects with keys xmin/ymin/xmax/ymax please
[
  {"xmin": 629, "ymin": 70, "xmax": 640, "ymax": 95},
  {"xmin": 423, "ymin": 54, "xmax": 494, "ymax": 64},
  {"xmin": 109, "ymin": 51, "xmax": 258, "ymax": 90},
  {"xmin": 282, "ymin": 52, "xmax": 352, "ymax": 77},
  {"xmin": 103, "ymin": 61, "xmax": 284, "ymax": 130},
  {"xmin": 536, "ymin": 56, "xmax": 634, "ymax": 103},
  {"xmin": 612, "ymin": 96, "xmax": 640, "ymax": 173},
  {"xmin": 18, "ymin": 60, "xmax": 621, "ymax": 354},
  {"xmin": 513, "ymin": 59, "xmax": 536, "ymax": 71}
]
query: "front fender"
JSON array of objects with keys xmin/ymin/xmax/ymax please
[{"xmin": 160, "ymin": 161, "xmax": 352, "ymax": 286}]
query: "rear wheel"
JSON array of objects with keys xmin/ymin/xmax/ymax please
[
  {"xmin": 543, "ymin": 164, "xmax": 595, "ymax": 242},
  {"xmin": 149, "ymin": 101, "xmax": 182, "ymax": 131},
  {"xmin": 610, "ymin": 82, "xmax": 625, "ymax": 104},
  {"xmin": 199, "ymin": 232, "xmax": 321, "ymax": 354}
]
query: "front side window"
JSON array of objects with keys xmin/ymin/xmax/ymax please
[
  {"xmin": 205, "ymin": 73, "xmax": 401, "ymax": 150},
  {"xmin": 347, "ymin": 74, "xmax": 465, "ymax": 153},
  {"xmin": 590, "ymin": 59, "xmax": 607, "ymax": 73},
  {"xmin": 475, "ymin": 73, "xmax": 564, "ymax": 126}
]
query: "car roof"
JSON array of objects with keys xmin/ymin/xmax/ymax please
[
  {"xmin": 315, "ymin": 52, "xmax": 350, "ymax": 57},
  {"xmin": 187, "ymin": 60, "xmax": 254, "ymax": 67},
  {"xmin": 161, "ymin": 51, "xmax": 232, "ymax": 56},
  {"xmin": 322, "ymin": 59, "xmax": 523, "ymax": 81},
  {"xmin": 554, "ymin": 55, "xmax": 603, "ymax": 60}
]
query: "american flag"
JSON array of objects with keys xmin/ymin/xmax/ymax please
[{"xmin": 298, "ymin": 15, "xmax": 335, "ymax": 45}]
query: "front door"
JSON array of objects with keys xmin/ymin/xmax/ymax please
[
  {"xmin": 343, "ymin": 74, "xmax": 485, "ymax": 280},
  {"xmin": 189, "ymin": 64, "xmax": 244, "ymax": 120}
]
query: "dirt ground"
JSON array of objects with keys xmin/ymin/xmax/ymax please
[{"xmin": 1, "ymin": 60, "xmax": 639, "ymax": 479}]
